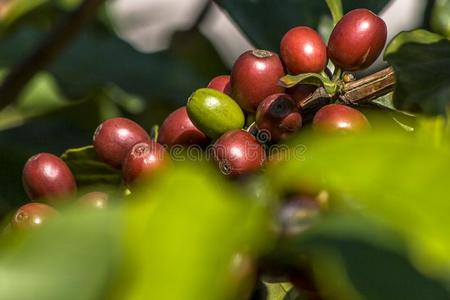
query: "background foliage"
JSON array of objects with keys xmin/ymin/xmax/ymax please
[{"xmin": 0, "ymin": 0, "xmax": 449, "ymax": 299}]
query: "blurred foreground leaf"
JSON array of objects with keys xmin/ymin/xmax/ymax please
[
  {"xmin": 0, "ymin": 209, "xmax": 122, "ymax": 300},
  {"xmin": 121, "ymin": 163, "xmax": 269, "ymax": 300},
  {"xmin": 269, "ymin": 130, "xmax": 450, "ymax": 296},
  {"xmin": 288, "ymin": 216, "xmax": 450, "ymax": 300}
]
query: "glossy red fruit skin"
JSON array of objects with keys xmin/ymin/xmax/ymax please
[
  {"xmin": 256, "ymin": 94, "xmax": 302, "ymax": 142},
  {"xmin": 313, "ymin": 104, "xmax": 370, "ymax": 134},
  {"xmin": 78, "ymin": 192, "xmax": 108, "ymax": 210},
  {"xmin": 122, "ymin": 141, "xmax": 169, "ymax": 186},
  {"xmin": 213, "ymin": 130, "xmax": 266, "ymax": 177},
  {"xmin": 22, "ymin": 153, "xmax": 76, "ymax": 202},
  {"xmin": 11, "ymin": 203, "xmax": 58, "ymax": 230},
  {"xmin": 157, "ymin": 106, "xmax": 208, "ymax": 147},
  {"xmin": 280, "ymin": 26, "xmax": 328, "ymax": 74},
  {"xmin": 207, "ymin": 75, "xmax": 232, "ymax": 96},
  {"xmin": 328, "ymin": 9, "xmax": 387, "ymax": 71},
  {"xmin": 231, "ymin": 50, "xmax": 285, "ymax": 112},
  {"xmin": 287, "ymin": 85, "xmax": 317, "ymax": 107},
  {"xmin": 93, "ymin": 117, "xmax": 150, "ymax": 168}
]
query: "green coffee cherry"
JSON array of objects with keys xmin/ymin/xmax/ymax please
[{"xmin": 187, "ymin": 88, "xmax": 245, "ymax": 139}]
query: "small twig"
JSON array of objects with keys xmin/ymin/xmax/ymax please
[{"xmin": 0, "ymin": 0, "xmax": 107, "ymax": 110}]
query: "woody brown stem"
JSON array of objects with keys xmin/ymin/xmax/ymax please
[
  {"xmin": 341, "ymin": 66, "xmax": 396, "ymax": 104},
  {"xmin": 300, "ymin": 66, "xmax": 396, "ymax": 115}
]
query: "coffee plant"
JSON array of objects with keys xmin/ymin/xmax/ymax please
[{"xmin": 0, "ymin": 0, "xmax": 449, "ymax": 299}]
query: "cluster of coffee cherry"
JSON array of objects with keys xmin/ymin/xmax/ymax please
[{"xmin": 9, "ymin": 9, "xmax": 386, "ymax": 232}]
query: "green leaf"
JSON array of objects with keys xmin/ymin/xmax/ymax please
[
  {"xmin": 0, "ymin": 0, "xmax": 47, "ymax": 33},
  {"xmin": 214, "ymin": 0, "xmax": 390, "ymax": 51},
  {"xmin": 60, "ymin": 145, "xmax": 122, "ymax": 187},
  {"xmin": 371, "ymin": 92, "xmax": 396, "ymax": 110},
  {"xmin": 294, "ymin": 215, "xmax": 450, "ymax": 300},
  {"xmin": 0, "ymin": 0, "xmax": 113, "ymax": 38},
  {"xmin": 325, "ymin": 0, "xmax": 344, "ymax": 25},
  {"xmin": 0, "ymin": 209, "xmax": 122, "ymax": 300},
  {"xmin": 384, "ymin": 29, "xmax": 444, "ymax": 56},
  {"xmin": 281, "ymin": 216, "xmax": 450, "ymax": 300},
  {"xmin": 384, "ymin": 30, "xmax": 450, "ymax": 115},
  {"xmin": 415, "ymin": 116, "xmax": 449, "ymax": 149},
  {"xmin": 0, "ymin": 70, "xmax": 73, "ymax": 130},
  {"xmin": 269, "ymin": 130, "xmax": 450, "ymax": 283},
  {"xmin": 265, "ymin": 282, "xmax": 293, "ymax": 300},
  {"xmin": 431, "ymin": 0, "xmax": 450, "ymax": 38},
  {"xmin": 369, "ymin": 92, "xmax": 416, "ymax": 132},
  {"xmin": 0, "ymin": 70, "xmax": 146, "ymax": 131},
  {"xmin": 280, "ymin": 73, "xmax": 337, "ymax": 94}
]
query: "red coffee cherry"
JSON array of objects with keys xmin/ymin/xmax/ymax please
[
  {"xmin": 287, "ymin": 84, "xmax": 317, "ymax": 107},
  {"xmin": 280, "ymin": 26, "xmax": 328, "ymax": 74},
  {"xmin": 93, "ymin": 117, "xmax": 150, "ymax": 168},
  {"xmin": 313, "ymin": 104, "xmax": 370, "ymax": 134},
  {"xmin": 11, "ymin": 203, "xmax": 58, "ymax": 230},
  {"xmin": 328, "ymin": 9, "xmax": 387, "ymax": 71},
  {"xmin": 207, "ymin": 75, "xmax": 232, "ymax": 96},
  {"xmin": 122, "ymin": 141, "xmax": 169, "ymax": 186},
  {"xmin": 22, "ymin": 153, "xmax": 76, "ymax": 202},
  {"xmin": 78, "ymin": 191, "xmax": 108, "ymax": 210},
  {"xmin": 157, "ymin": 106, "xmax": 208, "ymax": 147},
  {"xmin": 256, "ymin": 94, "xmax": 302, "ymax": 142},
  {"xmin": 213, "ymin": 130, "xmax": 266, "ymax": 177},
  {"xmin": 231, "ymin": 50, "xmax": 285, "ymax": 112}
]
